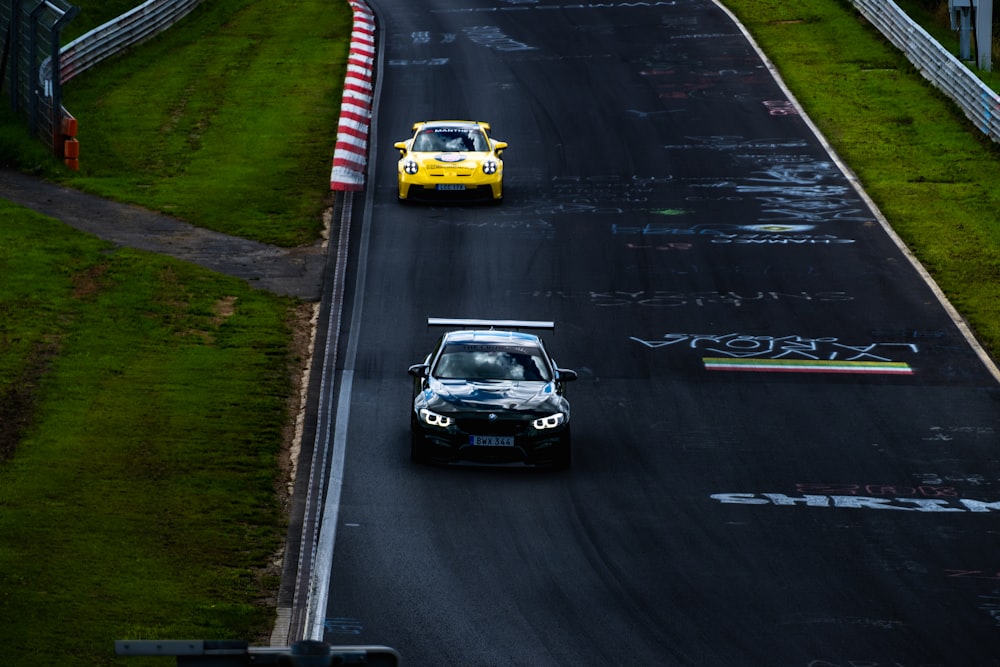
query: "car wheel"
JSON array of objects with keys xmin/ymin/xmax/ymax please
[
  {"xmin": 552, "ymin": 430, "xmax": 572, "ymax": 470},
  {"xmin": 410, "ymin": 423, "xmax": 429, "ymax": 464}
]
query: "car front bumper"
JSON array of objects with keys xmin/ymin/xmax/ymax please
[
  {"xmin": 397, "ymin": 172, "xmax": 503, "ymax": 201},
  {"xmin": 412, "ymin": 415, "xmax": 568, "ymax": 466}
]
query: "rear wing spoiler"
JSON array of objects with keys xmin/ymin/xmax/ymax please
[
  {"xmin": 428, "ymin": 317, "xmax": 554, "ymax": 331},
  {"xmin": 411, "ymin": 121, "xmax": 491, "ymax": 132}
]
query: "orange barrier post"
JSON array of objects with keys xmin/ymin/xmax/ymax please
[
  {"xmin": 63, "ymin": 137, "xmax": 79, "ymax": 170},
  {"xmin": 61, "ymin": 113, "xmax": 80, "ymax": 170},
  {"xmin": 61, "ymin": 116, "xmax": 78, "ymax": 137}
]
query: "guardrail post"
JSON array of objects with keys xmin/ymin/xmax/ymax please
[
  {"xmin": 949, "ymin": 0, "xmax": 992, "ymax": 70},
  {"xmin": 974, "ymin": 0, "xmax": 992, "ymax": 71}
]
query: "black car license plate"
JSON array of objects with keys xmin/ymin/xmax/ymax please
[{"xmin": 470, "ymin": 435, "xmax": 514, "ymax": 447}]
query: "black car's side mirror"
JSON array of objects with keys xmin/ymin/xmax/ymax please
[
  {"xmin": 557, "ymin": 368, "xmax": 578, "ymax": 382},
  {"xmin": 408, "ymin": 363, "xmax": 429, "ymax": 378}
]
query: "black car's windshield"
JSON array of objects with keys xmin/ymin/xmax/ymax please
[
  {"xmin": 412, "ymin": 127, "xmax": 489, "ymax": 152},
  {"xmin": 433, "ymin": 344, "xmax": 552, "ymax": 381}
]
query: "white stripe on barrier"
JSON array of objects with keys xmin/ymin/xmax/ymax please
[
  {"xmin": 338, "ymin": 117, "xmax": 370, "ymax": 133},
  {"xmin": 342, "ymin": 92, "xmax": 373, "ymax": 106},
  {"xmin": 340, "ymin": 103, "xmax": 371, "ymax": 118},
  {"xmin": 346, "ymin": 63, "xmax": 372, "ymax": 77},
  {"xmin": 336, "ymin": 137, "xmax": 368, "ymax": 153}
]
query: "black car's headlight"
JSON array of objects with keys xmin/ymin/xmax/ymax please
[
  {"xmin": 532, "ymin": 413, "xmax": 565, "ymax": 430},
  {"xmin": 403, "ymin": 159, "xmax": 419, "ymax": 175},
  {"xmin": 482, "ymin": 159, "xmax": 498, "ymax": 175},
  {"xmin": 419, "ymin": 408, "xmax": 453, "ymax": 428}
]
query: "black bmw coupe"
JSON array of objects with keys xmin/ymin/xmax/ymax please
[{"xmin": 408, "ymin": 319, "xmax": 578, "ymax": 469}]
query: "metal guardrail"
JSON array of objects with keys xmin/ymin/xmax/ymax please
[
  {"xmin": 852, "ymin": 0, "xmax": 1000, "ymax": 144},
  {"xmin": 30, "ymin": 0, "xmax": 202, "ymax": 164},
  {"xmin": 57, "ymin": 0, "xmax": 203, "ymax": 83}
]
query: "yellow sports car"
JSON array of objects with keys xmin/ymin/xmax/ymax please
[{"xmin": 394, "ymin": 120, "xmax": 507, "ymax": 203}]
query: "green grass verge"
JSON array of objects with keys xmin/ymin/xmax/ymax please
[
  {"xmin": 59, "ymin": 0, "xmax": 351, "ymax": 247},
  {"xmin": 722, "ymin": 0, "xmax": 1000, "ymax": 358},
  {"xmin": 0, "ymin": 201, "xmax": 300, "ymax": 665}
]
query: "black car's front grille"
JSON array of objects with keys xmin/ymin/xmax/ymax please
[{"xmin": 456, "ymin": 415, "xmax": 529, "ymax": 436}]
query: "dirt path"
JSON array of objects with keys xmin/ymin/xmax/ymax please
[{"xmin": 0, "ymin": 169, "xmax": 328, "ymax": 301}]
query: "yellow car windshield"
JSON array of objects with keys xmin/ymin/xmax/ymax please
[{"xmin": 413, "ymin": 127, "xmax": 489, "ymax": 152}]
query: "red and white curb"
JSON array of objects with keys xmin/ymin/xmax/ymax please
[{"xmin": 330, "ymin": 0, "xmax": 375, "ymax": 191}]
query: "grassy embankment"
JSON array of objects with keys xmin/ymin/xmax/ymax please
[
  {"xmin": 0, "ymin": 0, "xmax": 350, "ymax": 665},
  {"xmin": 2, "ymin": 0, "xmax": 1000, "ymax": 665}
]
